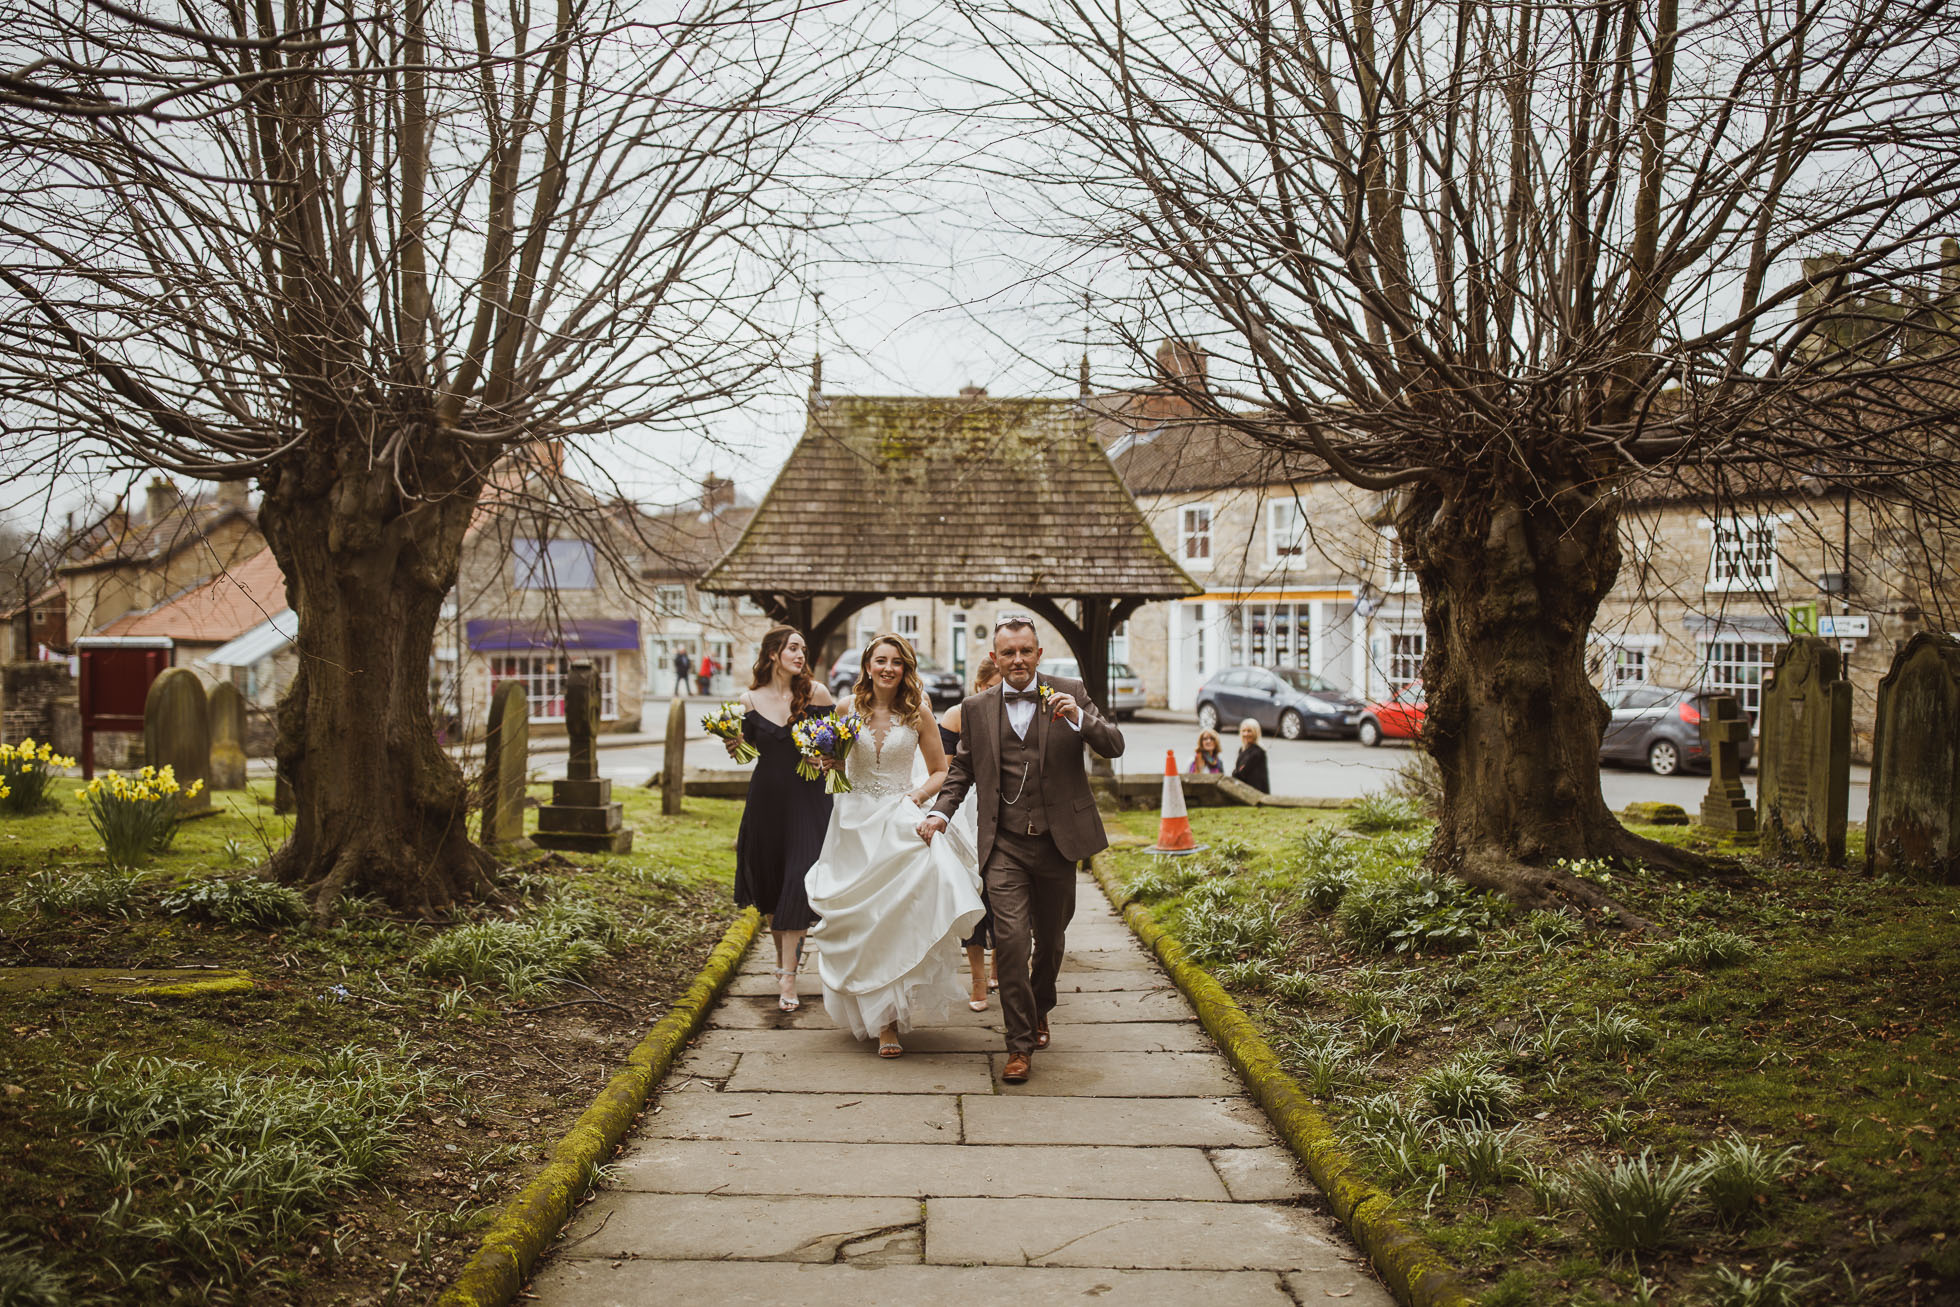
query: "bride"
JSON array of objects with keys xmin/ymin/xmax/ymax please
[{"xmin": 805, "ymin": 633, "xmax": 986, "ymax": 1057}]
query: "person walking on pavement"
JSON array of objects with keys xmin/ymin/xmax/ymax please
[
  {"xmin": 918, "ymin": 614, "xmax": 1124, "ymax": 1084},
  {"xmin": 673, "ymin": 647, "xmax": 692, "ymax": 697}
]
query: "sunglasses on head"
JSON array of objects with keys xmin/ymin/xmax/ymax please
[{"xmin": 994, "ymin": 611, "xmax": 1036, "ymax": 631}]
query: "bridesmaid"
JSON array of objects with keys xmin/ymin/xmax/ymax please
[
  {"xmin": 729, "ymin": 626, "xmax": 835, "ymax": 1012},
  {"xmin": 937, "ymin": 654, "xmax": 1002, "ymax": 1011}
]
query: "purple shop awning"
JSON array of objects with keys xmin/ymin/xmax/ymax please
[{"xmin": 466, "ymin": 618, "xmax": 641, "ymax": 653}]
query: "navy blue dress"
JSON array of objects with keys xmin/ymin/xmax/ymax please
[
  {"xmin": 941, "ymin": 722, "xmax": 994, "ymax": 950},
  {"xmin": 734, "ymin": 707, "xmax": 833, "ymax": 931}
]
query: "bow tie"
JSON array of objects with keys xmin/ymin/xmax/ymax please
[{"xmin": 1003, "ymin": 688, "xmax": 1040, "ymax": 704}]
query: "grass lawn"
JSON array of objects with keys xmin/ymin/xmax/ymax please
[
  {"xmin": 1104, "ymin": 802, "xmax": 1960, "ymax": 1307},
  {"xmin": 0, "ymin": 778, "xmax": 746, "ymax": 1305}
]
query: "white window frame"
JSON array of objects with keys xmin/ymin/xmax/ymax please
[
  {"xmin": 1179, "ymin": 503, "xmax": 1214, "ymax": 571},
  {"xmin": 699, "ymin": 588, "xmax": 729, "ymax": 617},
  {"xmin": 1388, "ymin": 630, "xmax": 1425, "ymax": 686},
  {"xmin": 654, "ymin": 584, "xmax": 688, "ymax": 617},
  {"xmin": 894, "ymin": 610, "xmax": 920, "ymax": 640},
  {"xmin": 1610, "ymin": 647, "xmax": 1649, "ymax": 686},
  {"xmin": 489, "ymin": 652, "xmax": 618, "ymax": 723},
  {"xmin": 1696, "ymin": 637, "xmax": 1783, "ymax": 724},
  {"xmin": 1702, "ymin": 514, "xmax": 1787, "ymax": 593},
  {"xmin": 1381, "ymin": 526, "xmax": 1417, "ymax": 594},
  {"xmin": 1266, "ymin": 499, "xmax": 1309, "ymax": 565}
]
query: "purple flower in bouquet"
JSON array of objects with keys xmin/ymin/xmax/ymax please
[{"xmin": 792, "ymin": 711, "xmax": 863, "ymax": 794}]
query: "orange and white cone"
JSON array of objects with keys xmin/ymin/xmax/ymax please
[{"xmin": 1150, "ymin": 749, "xmax": 1199, "ymax": 854}]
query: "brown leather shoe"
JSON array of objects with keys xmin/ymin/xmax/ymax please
[
  {"xmin": 1002, "ymin": 1053, "xmax": 1032, "ymax": 1083},
  {"xmin": 1035, "ymin": 1018, "xmax": 1051, "ymax": 1050}
]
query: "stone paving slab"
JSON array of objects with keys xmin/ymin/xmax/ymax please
[
  {"xmin": 712, "ymin": 994, "xmax": 1005, "ymax": 1031},
  {"xmin": 606, "ymin": 1138, "xmax": 1231, "ymax": 1200},
  {"xmin": 667, "ymin": 1048, "xmax": 741, "ymax": 1082},
  {"xmin": 555, "ymin": 1192, "xmax": 920, "ymax": 1262},
  {"xmin": 985, "ymin": 1050, "xmax": 1241, "ymax": 1097},
  {"xmin": 923, "ymin": 1196, "xmax": 1336, "ymax": 1271},
  {"xmin": 1209, "ymin": 1146, "xmax": 1312, "ymax": 1202},
  {"xmin": 1053, "ymin": 968, "xmax": 1173, "ymax": 992},
  {"xmin": 529, "ymin": 1260, "xmax": 1300, "ymax": 1306},
  {"xmin": 1045, "ymin": 988, "xmax": 1209, "ymax": 1023},
  {"xmin": 693, "ymin": 1020, "xmax": 1208, "ymax": 1056},
  {"xmin": 644, "ymin": 1091, "xmax": 959, "ymax": 1143},
  {"xmin": 725, "ymin": 1049, "xmax": 994, "ymax": 1094},
  {"xmin": 959, "ymin": 1094, "xmax": 1275, "ymax": 1147},
  {"xmin": 1286, "ymin": 1267, "xmax": 1401, "ymax": 1305}
]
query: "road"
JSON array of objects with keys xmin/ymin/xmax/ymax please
[{"xmin": 538, "ymin": 702, "xmax": 1872, "ymax": 816}]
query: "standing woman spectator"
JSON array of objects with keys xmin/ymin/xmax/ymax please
[
  {"xmin": 729, "ymin": 627, "xmax": 835, "ymax": 1012},
  {"xmin": 1189, "ymin": 728, "xmax": 1225, "ymax": 775},
  {"xmin": 938, "ymin": 655, "xmax": 1002, "ymax": 1009},
  {"xmin": 1233, "ymin": 718, "xmax": 1270, "ymax": 794},
  {"xmin": 697, "ymin": 651, "xmax": 715, "ymax": 696}
]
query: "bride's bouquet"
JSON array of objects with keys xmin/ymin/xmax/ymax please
[
  {"xmin": 792, "ymin": 711, "xmax": 863, "ymax": 794},
  {"xmin": 700, "ymin": 701, "xmax": 757, "ymax": 764}
]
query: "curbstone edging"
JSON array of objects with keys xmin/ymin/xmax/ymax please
[
  {"xmin": 436, "ymin": 906, "xmax": 762, "ymax": 1307},
  {"xmin": 1089, "ymin": 855, "xmax": 1473, "ymax": 1307}
]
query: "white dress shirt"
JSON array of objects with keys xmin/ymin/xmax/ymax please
[{"xmin": 1003, "ymin": 682, "xmax": 1082, "ymax": 739}]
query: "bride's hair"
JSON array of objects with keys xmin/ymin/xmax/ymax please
[
  {"xmin": 852, "ymin": 633, "xmax": 925, "ymax": 722},
  {"xmin": 750, "ymin": 625, "xmax": 814, "ymax": 718}
]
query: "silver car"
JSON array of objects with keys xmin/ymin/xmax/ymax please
[{"xmin": 1039, "ymin": 657, "xmax": 1146, "ymax": 720}]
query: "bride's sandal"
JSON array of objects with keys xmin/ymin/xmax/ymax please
[
  {"xmin": 772, "ymin": 967, "xmax": 799, "ymax": 1013},
  {"xmin": 968, "ymin": 972, "xmax": 989, "ymax": 1012},
  {"xmin": 877, "ymin": 1026, "xmax": 904, "ymax": 1058}
]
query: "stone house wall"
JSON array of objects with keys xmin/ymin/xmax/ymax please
[
  {"xmin": 63, "ymin": 515, "xmax": 264, "ymax": 637},
  {"xmin": 1, "ymin": 661, "xmax": 74, "ymax": 746}
]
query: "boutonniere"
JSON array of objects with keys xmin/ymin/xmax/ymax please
[{"xmin": 1037, "ymin": 684, "xmax": 1056, "ymax": 705}]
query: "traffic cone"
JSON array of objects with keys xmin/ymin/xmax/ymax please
[{"xmin": 1149, "ymin": 749, "xmax": 1199, "ymax": 854}]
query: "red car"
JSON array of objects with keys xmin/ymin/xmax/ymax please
[{"xmin": 1357, "ymin": 681, "xmax": 1426, "ymax": 747}]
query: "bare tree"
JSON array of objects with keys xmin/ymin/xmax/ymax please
[
  {"xmin": 962, "ymin": 0, "xmax": 1960, "ymax": 910},
  {"xmin": 1, "ymin": 0, "xmax": 878, "ymax": 916}
]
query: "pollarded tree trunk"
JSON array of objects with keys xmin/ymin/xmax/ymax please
[
  {"xmin": 257, "ymin": 434, "xmax": 500, "ymax": 918},
  {"xmin": 1401, "ymin": 455, "xmax": 1705, "ymax": 919}
]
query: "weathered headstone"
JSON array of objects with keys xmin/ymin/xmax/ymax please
[
  {"xmin": 1867, "ymin": 633, "xmax": 1960, "ymax": 882},
  {"xmin": 480, "ymin": 681, "xmax": 532, "ymax": 847},
  {"xmin": 662, "ymin": 693, "xmax": 687, "ymax": 816},
  {"xmin": 206, "ymin": 681, "xmax": 248, "ymax": 790},
  {"xmin": 1757, "ymin": 636, "xmax": 1853, "ymax": 865},
  {"xmin": 533, "ymin": 661, "xmax": 634, "ymax": 854},
  {"xmin": 143, "ymin": 668, "xmax": 212, "ymax": 817},
  {"xmin": 1697, "ymin": 694, "xmax": 1756, "ymax": 837}
]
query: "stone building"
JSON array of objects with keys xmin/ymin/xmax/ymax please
[
  {"xmin": 634, "ymin": 476, "xmax": 775, "ymax": 700},
  {"xmin": 58, "ymin": 477, "xmax": 263, "ymax": 638}
]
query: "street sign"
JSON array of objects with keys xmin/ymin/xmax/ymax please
[{"xmin": 1817, "ymin": 615, "xmax": 1870, "ymax": 638}]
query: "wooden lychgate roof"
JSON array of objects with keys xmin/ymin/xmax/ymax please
[{"xmin": 702, "ymin": 394, "xmax": 1198, "ymax": 600}]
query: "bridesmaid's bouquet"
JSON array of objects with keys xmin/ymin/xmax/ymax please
[
  {"xmin": 792, "ymin": 711, "xmax": 863, "ymax": 794},
  {"xmin": 701, "ymin": 701, "xmax": 757, "ymax": 763}
]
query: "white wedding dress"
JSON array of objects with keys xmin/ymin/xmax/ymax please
[{"xmin": 805, "ymin": 715, "xmax": 986, "ymax": 1039}]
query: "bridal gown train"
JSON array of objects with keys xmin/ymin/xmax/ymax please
[{"xmin": 805, "ymin": 719, "xmax": 986, "ymax": 1039}]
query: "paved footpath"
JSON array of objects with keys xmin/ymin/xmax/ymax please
[{"xmin": 528, "ymin": 871, "xmax": 1395, "ymax": 1306}]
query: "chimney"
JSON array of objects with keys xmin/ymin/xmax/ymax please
[
  {"xmin": 215, "ymin": 478, "xmax": 251, "ymax": 512},
  {"xmin": 1154, "ymin": 339, "xmax": 1209, "ymax": 388},
  {"xmin": 528, "ymin": 440, "xmax": 565, "ymax": 475},
  {"xmin": 144, "ymin": 477, "xmax": 178, "ymax": 525},
  {"xmin": 1079, "ymin": 352, "xmax": 1091, "ymax": 399},
  {"xmin": 958, "ymin": 385, "xmax": 987, "ymax": 399},
  {"xmin": 700, "ymin": 474, "xmax": 735, "ymax": 513}
]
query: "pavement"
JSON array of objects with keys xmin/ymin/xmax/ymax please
[
  {"xmin": 520, "ymin": 699, "xmax": 1873, "ymax": 815},
  {"xmin": 525, "ymin": 869, "xmax": 1395, "ymax": 1306}
]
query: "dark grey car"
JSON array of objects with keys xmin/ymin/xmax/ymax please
[
  {"xmin": 1195, "ymin": 666, "xmax": 1364, "ymax": 740},
  {"xmin": 828, "ymin": 648, "xmax": 964, "ymax": 709},
  {"xmin": 1599, "ymin": 684, "xmax": 1757, "ymax": 776}
]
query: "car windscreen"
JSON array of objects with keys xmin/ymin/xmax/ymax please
[
  {"xmin": 1109, "ymin": 662, "xmax": 1135, "ymax": 679},
  {"xmin": 1272, "ymin": 668, "xmax": 1339, "ymax": 695}
]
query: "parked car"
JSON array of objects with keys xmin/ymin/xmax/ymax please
[
  {"xmin": 828, "ymin": 648, "xmax": 965, "ymax": 709},
  {"xmin": 1195, "ymin": 666, "xmax": 1365, "ymax": 740},
  {"xmin": 1356, "ymin": 681, "xmax": 1426, "ymax": 747},
  {"xmin": 1037, "ymin": 657, "xmax": 1146, "ymax": 720},
  {"xmin": 1598, "ymin": 684, "xmax": 1756, "ymax": 776}
]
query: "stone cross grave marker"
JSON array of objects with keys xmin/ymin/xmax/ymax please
[
  {"xmin": 206, "ymin": 681, "xmax": 247, "ymax": 791},
  {"xmin": 1697, "ymin": 693, "xmax": 1756, "ymax": 836},
  {"xmin": 1867, "ymin": 632, "xmax": 1960, "ymax": 882},
  {"xmin": 662, "ymin": 692, "xmax": 687, "ymax": 816},
  {"xmin": 143, "ymin": 667, "xmax": 212, "ymax": 817},
  {"xmin": 480, "ymin": 680, "xmax": 532, "ymax": 847},
  {"xmin": 1758, "ymin": 635, "xmax": 1852, "ymax": 865},
  {"xmin": 533, "ymin": 660, "xmax": 634, "ymax": 854}
]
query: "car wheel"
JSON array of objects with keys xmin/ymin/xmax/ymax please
[
  {"xmin": 1279, "ymin": 709, "xmax": 1305, "ymax": 741},
  {"xmin": 1648, "ymin": 738, "xmax": 1681, "ymax": 776},
  {"xmin": 1197, "ymin": 702, "xmax": 1220, "ymax": 731},
  {"xmin": 1358, "ymin": 717, "xmax": 1382, "ymax": 748}
]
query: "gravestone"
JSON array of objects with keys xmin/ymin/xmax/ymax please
[
  {"xmin": 1867, "ymin": 633, "xmax": 1960, "ymax": 882},
  {"xmin": 143, "ymin": 668, "xmax": 212, "ymax": 817},
  {"xmin": 662, "ymin": 693, "xmax": 687, "ymax": 816},
  {"xmin": 480, "ymin": 681, "xmax": 532, "ymax": 847},
  {"xmin": 1757, "ymin": 636, "xmax": 1852, "ymax": 865},
  {"xmin": 206, "ymin": 681, "xmax": 248, "ymax": 790},
  {"xmin": 532, "ymin": 661, "xmax": 634, "ymax": 854},
  {"xmin": 1697, "ymin": 694, "xmax": 1756, "ymax": 837}
]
